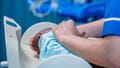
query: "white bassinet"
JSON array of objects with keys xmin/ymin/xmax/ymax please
[{"xmin": 4, "ymin": 16, "xmax": 92, "ymax": 68}]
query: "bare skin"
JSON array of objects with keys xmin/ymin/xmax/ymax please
[
  {"xmin": 30, "ymin": 28, "xmax": 51, "ymax": 54},
  {"xmin": 77, "ymin": 19, "xmax": 104, "ymax": 38},
  {"xmin": 52, "ymin": 20, "xmax": 120, "ymax": 68}
]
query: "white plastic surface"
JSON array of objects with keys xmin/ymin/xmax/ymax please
[
  {"xmin": 4, "ymin": 16, "xmax": 21, "ymax": 68},
  {"xmin": 21, "ymin": 22, "xmax": 57, "ymax": 47},
  {"xmin": 39, "ymin": 55, "xmax": 92, "ymax": 68},
  {"xmin": 21, "ymin": 22, "xmax": 57, "ymax": 68}
]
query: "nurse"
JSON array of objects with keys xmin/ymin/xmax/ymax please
[{"xmin": 52, "ymin": 0, "xmax": 120, "ymax": 68}]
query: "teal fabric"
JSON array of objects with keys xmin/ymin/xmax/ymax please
[{"xmin": 38, "ymin": 31, "xmax": 74, "ymax": 62}]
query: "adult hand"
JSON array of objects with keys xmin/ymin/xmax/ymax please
[{"xmin": 52, "ymin": 20, "xmax": 85, "ymax": 44}]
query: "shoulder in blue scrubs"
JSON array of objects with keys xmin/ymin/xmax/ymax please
[{"xmin": 102, "ymin": 0, "xmax": 120, "ymax": 37}]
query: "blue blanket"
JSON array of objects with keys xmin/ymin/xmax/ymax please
[{"xmin": 38, "ymin": 31, "xmax": 74, "ymax": 62}]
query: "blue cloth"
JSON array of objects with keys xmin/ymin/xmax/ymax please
[
  {"xmin": 38, "ymin": 31, "xmax": 74, "ymax": 62},
  {"xmin": 28, "ymin": 0, "xmax": 105, "ymax": 20},
  {"xmin": 102, "ymin": 0, "xmax": 120, "ymax": 37},
  {"xmin": 57, "ymin": 1, "xmax": 105, "ymax": 20}
]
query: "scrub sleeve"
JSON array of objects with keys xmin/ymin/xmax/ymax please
[{"xmin": 102, "ymin": 0, "xmax": 120, "ymax": 37}]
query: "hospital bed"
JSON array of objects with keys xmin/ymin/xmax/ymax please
[{"xmin": 4, "ymin": 16, "xmax": 92, "ymax": 68}]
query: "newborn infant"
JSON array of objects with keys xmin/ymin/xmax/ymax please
[
  {"xmin": 30, "ymin": 28, "xmax": 75, "ymax": 62},
  {"xmin": 30, "ymin": 28, "xmax": 102, "ymax": 68}
]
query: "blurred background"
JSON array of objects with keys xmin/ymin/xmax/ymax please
[{"xmin": 0, "ymin": 0, "xmax": 105, "ymax": 67}]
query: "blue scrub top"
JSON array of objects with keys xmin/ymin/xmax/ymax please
[{"xmin": 102, "ymin": 0, "xmax": 120, "ymax": 37}]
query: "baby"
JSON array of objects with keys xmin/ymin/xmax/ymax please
[
  {"xmin": 30, "ymin": 28, "xmax": 51, "ymax": 55},
  {"xmin": 30, "ymin": 28, "xmax": 75, "ymax": 62},
  {"xmin": 30, "ymin": 28, "xmax": 103, "ymax": 68},
  {"xmin": 30, "ymin": 27, "xmax": 102, "ymax": 68}
]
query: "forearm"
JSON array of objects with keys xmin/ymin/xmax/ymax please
[
  {"xmin": 62, "ymin": 35, "xmax": 109, "ymax": 67},
  {"xmin": 77, "ymin": 19, "xmax": 104, "ymax": 38},
  {"xmin": 53, "ymin": 19, "xmax": 120, "ymax": 68}
]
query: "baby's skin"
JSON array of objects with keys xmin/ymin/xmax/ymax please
[{"xmin": 30, "ymin": 28, "xmax": 52, "ymax": 54}]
